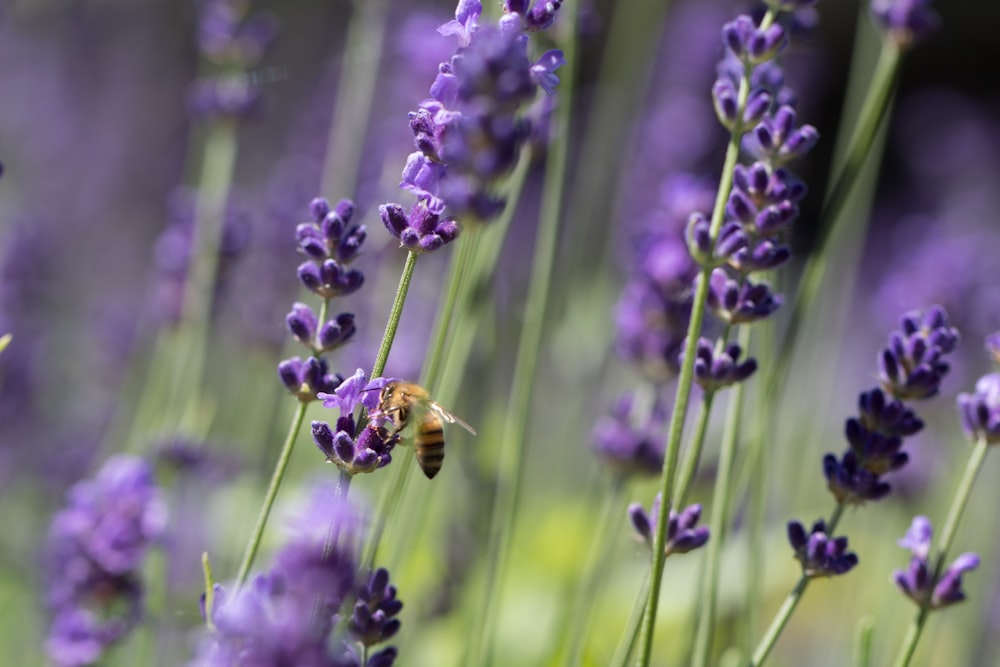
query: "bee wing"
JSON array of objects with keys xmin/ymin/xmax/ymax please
[{"xmin": 428, "ymin": 402, "xmax": 477, "ymax": 435}]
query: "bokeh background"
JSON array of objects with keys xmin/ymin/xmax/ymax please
[{"xmin": 1, "ymin": 0, "xmax": 999, "ymax": 664}]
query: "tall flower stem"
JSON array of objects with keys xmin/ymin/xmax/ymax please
[
  {"xmin": 746, "ymin": 502, "xmax": 845, "ymax": 667},
  {"xmin": 636, "ymin": 12, "xmax": 774, "ymax": 661},
  {"xmin": 122, "ymin": 119, "xmax": 239, "ymax": 452},
  {"xmin": 691, "ymin": 327, "xmax": 750, "ymax": 667},
  {"xmin": 320, "ymin": 0, "xmax": 389, "ymax": 199},
  {"xmin": 468, "ymin": 1, "xmax": 578, "ymax": 660},
  {"xmin": 234, "ymin": 400, "xmax": 309, "ymax": 586},
  {"xmin": 371, "ymin": 251, "xmax": 419, "ymax": 380},
  {"xmin": 561, "ymin": 476, "xmax": 626, "ymax": 665},
  {"xmin": 892, "ymin": 436, "xmax": 990, "ymax": 667},
  {"xmin": 610, "ymin": 573, "xmax": 651, "ymax": 667}
]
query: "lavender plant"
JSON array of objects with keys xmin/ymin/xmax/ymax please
[{"xmin": 8, "ymin": 0, "xmax": 1000, "ymax": 665}]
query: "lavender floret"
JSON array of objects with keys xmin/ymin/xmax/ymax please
[
  {"xmin": 787, "ymin": 519, "xmax": 858, "ymax": 578},
  {"xmin": 629, "ymin": 494, "xmax": 709, "ymax": 557},
  {"xmin": 957, "ymin": 372, "xmax": 1000, "ymax": 444},
  {"xmin": 892, "ymin": 516, "xmax": 979, "ymax": 610}
]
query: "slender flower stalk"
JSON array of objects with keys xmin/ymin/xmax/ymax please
[
  {"xmin": 892, "ymin": 336, "xmax": 997, "ymax": 666},
  {"xmin": 637, "ymin": 9, "xmax": 782, "ymax": 665}
]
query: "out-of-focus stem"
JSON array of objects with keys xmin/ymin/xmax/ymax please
[
  {"xmin": 562, "ymin": 477, "xmax": 626, "ymax": 664},
  {"xmin": 470, "ymin": 3, "xmax": 579, "ymax": 660},
  {"xmin": 892, "ymin": 437, "xmax": 989, "ymax": 667},
  {"xmin": 234, "ymin": 400, "xmax": 309, "ymax": 586},
  {"xmin": 320, "ymin": 0, "xmax": 389, "ymax": 199},
  {"xmin": 691, "ymin": 327, "xmax": 750, "ymax": 667}
]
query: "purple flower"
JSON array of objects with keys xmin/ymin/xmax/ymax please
[
  {"xmin": 870, "ymin": 0, "xmax": 940, "ymax": 48},
  {"xmin": 823, "ymin": 451, "xmax": 893, "ymax": 505},
  {"xmin": 877, "ymin": 305, "xmax": 959, "ymax": 400},
  {"xmin": 721, "ymin": 14, "xmax": 788, "ymax": 65},
  {"xmin": 591, "ymin": 393, "xmax": 666, "ymax": 477},
  {"xmin": 193, "ymin": 488, "xmax": 380, "ymax": 666},
  {"xmin": 746, "ymin": 105, "xmax": 820, "ymax": 165},
  {"xmin": 277, "ymin": 356, "xmax": 343, "ymax": 403},
  {"xmin": 379, "ymin": 200, "xmax": 460, "ymax": 254},
  {"xmin": 688, "ymin": 337, "xmax": 758, "ymax": 393},
  {"xmin": 349, "ymin": 568, "xmax": 403, "ymax": 647},
  {"xmin": 685, "ymin": 214, "xmax": 748, "ymax": 268},
  {"xmin": 787, "ymin": 519, "xmax": 859, "ymax": 578},
  {"xmin": 44, "ymin": 456, "xmax": 166, "ymax": 667},
  {"xmin": 893, "ymin": 516, "xmax": 979, "ymax": 609},
  {"xmin": 705, "ymin": 268, "xmax": 783, "ymax": 325},
  {"xmin": 628, "ymin": 494, "xmax": 710, "ymax": 556},
  {"xmin": 313, "ymin": 370, "xmax": 399, "ymax": 474},
  {"xmin": 957, "ymin": 372, "xmax": 1000, "ymax": 444},
  {"xmin": 399, "ymin": 0, "xmax": 565, "ymax": 227}
]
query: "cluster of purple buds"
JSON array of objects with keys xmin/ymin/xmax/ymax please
[
  {"xmin": 313, "ymin": 369, "xmax": 399, "ymax": 475},
  {"xmin": 381, "ymin": 0, "xmax": 565, "ymax": 252},
  {"xmin": 695, "ymin": 9, "xmax": 817, "ymax": 331},
  {"xmin": 44, "ymin": 456, "xmax": 167, "ymax": 667},
  {"xmin": 348, "ymin": 568, "xmax": 403, "ymax": 655},
  {"xmin": 688, "ymin": 337, "xmax": 758, "ymax": 393},
  {"xmin": 825, "ymin": 307, "xmax": 958, "ymax": 504},
  {"xmin": 188, "ymin": 0, "xmax": 279, "ymax": 118},
  {"xmin": 629, "ymin": 494, "xmax": 710, "ymax": 557},
  {"xmin": 956, "ymin": 333, "xmax": 1000, "ymax": 444},
  {"xmin": 892, "ymin": 516, "xmax": 978, "ymax": 610},
  {"xmin": 195, "ymin": 507, "xmax": 400, "ymax": 667},
  {"xmin": 786, "ymin": 519, "xmax": 858, "ymax": 578},
  {"xmin": 871, "ymin": 0, "xmax": 940, "ymax": 49},
  {"xmin": 278, "ymin": 198, "xmax": 365, "ymax": 403}
]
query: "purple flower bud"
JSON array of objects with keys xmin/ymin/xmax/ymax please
[
  {"xmin": 712, "ymin": 79, "xmax": 739, "ymax": 129},
  {"xmin": 318, "ymin": 313, "xmax": 357, "ymax": 352},
  {"xmin": 688, "ymin": 337, "xmax": 758, "ymax": 393},
  {"xmin": 728, "ymin": 237, "xmax": 791, "ymax": 273},
  {"xmin": 350, "ymin": 568, "xmax": 404, "ymax": 646},
  {"xmin": 871, "ymin": 0, "xmax": 940, "ymax": 49},
  {"xmin": 286, "ymin": 302, "xmax": 318, "ymax": 348},
  {"xmin": 591, "ymin": 393, "xmax": 666, "ymax": 478},
  {"xmin": 742, "ymin": 89, "xmax": 772, "ymax": 127},
  {"xmin": 877, "ymin": 305, "xmax": 958, "ymax": 400},
  {"xmin": 629, "ymin": 494, "xmax": 709, "ymax": 557},
  {"xmin": 893, "ymin": 516, "xmax": 979, "ymax": 610},
  {"xmin": 956, "ymin": 372, "xmax": 1000, "ymax": 444},
  {"xmin": 705, "ymin": 268, "xmax": 782, "ymax": 325},
  {"xmin": 823, "ymin": 451, "xmax": 893, "ymax": 505},
  {"xmin": 277, "ymin": 356, "xmax": 342, "ymax": 402},
  {"xmin": 787, "ymin": 519, "xmax": 858, "ymax": 578}
]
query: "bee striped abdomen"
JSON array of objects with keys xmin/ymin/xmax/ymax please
[{"xmin": 414, "ymin": 412, "xmax": 446, "ymax": 479}]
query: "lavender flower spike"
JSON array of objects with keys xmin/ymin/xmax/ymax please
[
  {"xmin": 871, "ymin": 0, "xmax": 940, "ymax": 49},
  {"xmin": 893, "ymin": 516, "xmax": 979, "ymax": 610}
]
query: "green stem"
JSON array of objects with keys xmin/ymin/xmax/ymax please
[
  {"xmin": 234, "ymin": 400, "xmax": 309, "ymax": 586},
  {"xmin": 320, "ymin": 0, "xmax": 389, "ymax": 199},
  {"xmin": 562, "ymin": 477, "xmax": 627, "ymax": 665},
  {"xmin": 672, "ymin": 396, "xmax": 715, "ymax": 509},
  {"xmin": 691, "ymin": 328, "xmax": 750, "ymax": 667},
  {"xmin": 178, "ymin": 118, "xmax": 240, "ymax": 399},
  {"xmin": 611, "ymin": 573, "xmax": 652, "ymax": 667},
  {"xmin": 371, "ymin": 251, "xmax": 419, "ymax": 380},
  {"xmin": 892, "ymin": 437, "xmax": 990, "ymax": 667},
  {"xmin": 747, "ymin": 502, "xmax": 845, "ymax": 667},
  {"xmin": 635, "ymin": 13, "xmax": 771, "ymax": 650}
]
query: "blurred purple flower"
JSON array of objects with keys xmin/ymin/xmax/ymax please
[
  {"xmin": 591, "ymin": 393, "xmax": 666, "ymax": 478},
  {"xmin": 44, "ymin": 456, "xmax": 166, "ymax": 666},
  {"xmin": 893, "ymin": 516, "xmax": 978, "ymax": 609},
  {"xmin": 628, "ymin": 494, "xmax": 709, "ymax": 556}
]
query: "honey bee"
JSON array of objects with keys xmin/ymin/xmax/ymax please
[{"xmin": 375, "ymin": 381, "xmax": 476, "ymax": 479}]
